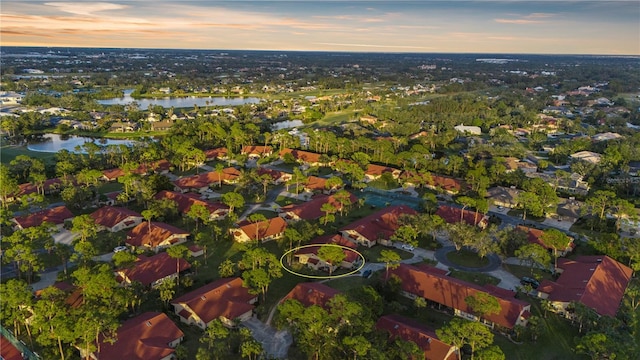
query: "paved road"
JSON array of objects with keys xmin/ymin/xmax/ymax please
[{"xmin": 242, "ymin": 317, "xmax": 292, "ymax": 359}]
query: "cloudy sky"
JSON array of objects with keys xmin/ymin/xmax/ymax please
[{"xmin": 1, "ymin": 1, "xmax": 638, "ymax": 54}]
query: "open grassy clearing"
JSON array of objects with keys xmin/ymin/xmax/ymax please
[
  {"xmin": 502, "ymin": 263, "xmax": 554, "ymax": 282},
  {"xmin": 446, "ymin": 249, "xmax": 490, "ymax": 268},
  {"xmin": 0, "ymin": 145, "xmax": 58, "ymax": 164},
  {"xmin": 448, "ymin": 269, "xmax": 500, "ymax": 286}
]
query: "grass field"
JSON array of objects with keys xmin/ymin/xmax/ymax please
[
  {"xmin": 502, "ymin": 263, "xmax": 554, "ymax": 282},
  {"xmin": 446, "ymin": 249, "xmax": 490, "ymax": 268},
  {"xmin": 449, "ymin": 269, "xmax": 500, "ymax": 286},
  {"xmin": 0, "ymin": 145, "xmax": 58, "ymax": 164}
]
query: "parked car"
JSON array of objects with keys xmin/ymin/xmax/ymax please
[
  {"xmin": 401, "ymin": 244, "xmax": 415, "ymax": 251},
  {"xmin": 113, "ymin": 246, "xmax": 128, "ymax": 253},
  {"xmin": 520, "ymin": 276, "xmax": 540, "ymax": 289},
  {"xmin": 362, "ymin": 269, "xmax": 372, "ymax": 278}
]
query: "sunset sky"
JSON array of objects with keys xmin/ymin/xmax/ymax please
[{"xmin": 1, "ymin": 1, "xmax": 639, "ymax": 55}]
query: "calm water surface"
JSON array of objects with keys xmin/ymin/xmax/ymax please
[{"xmin": 27, "ymin": 134, "xmax": 134, "ymax": 153}]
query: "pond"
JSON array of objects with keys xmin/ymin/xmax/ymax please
[
  {"xmin": 27, "ymin": 134, "xmax": 134, "ymax": 153},
  {"xmin": 97, "ymin": 89, "xmax": 261, "ymax": 108}
]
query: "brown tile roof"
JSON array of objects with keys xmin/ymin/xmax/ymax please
[
  {"xmin": 173, "ymin": 168, "xmax": 241, "ymax": 190},
  {"xmin": 126, "ymin": 222, "xmax": 189, "ymax": 248},
  {"xmin": 538, "ymin": 256, "xmax": 632, "ymax": 317},
  {"xmin": 304, "ymin": 176, "xmax": 327, "ymax": 191},
  {"xmin": 340, "ymin": 205, "xmax": 417, "ymax": 242},
  {"xmin": 0, "ymin": 335, "xmax": 22, "ymax": 360},
  {"xmin": 13, "ymin": 205, "xmax": 74, "ymax": 229},
  {"xmin": 204, "ymin": 147, "xmax": 228, "ymax": 160},
  {"xmin": 282, "ymin": 282, "xmax": 340, "ymax": 309},
  {"xmin": 376, "ymin": 314, "xmax": 457, "ymax": 360},
  {"xmin": 427, "ymin": 175, "xmax": 464, "ymax": 192},
  {"xmin": 155, "ymin": 190, "xmax": 228, "ymax": 215},
  {"xmin": 90, "ymin": 206, "xmax": 142, "ymax": 229},
  {"xmin": 18, "ymin": 177, "xmax": 66, "ymax": 196},
  {"xmin": 436, "ymin": 205, "xmax": 487, "ymax": 227},
  {"xmin": 366, "ymin": 164, "xmax": 400, "ymax": 177},
  {"xmin": 241, "ymin": 145, "xmax": 272, "ymax": 155},
  {"xmin": 172, "ymin": 277, "xmax": 256, "ymax": 324},
  {"xmin": 295, "ymin": 234, "xmax": 360, "ymax": 263},
  {"xmin": 96, "ymin": 312, "xmax": 183, "ymax": 360},
  {"xmin": 234, "ymin": 217, "xmax": 287, "ymax": 242},
  {"xmin": 280, "ymin": 193, "xmax": 357, "ymax": 221},
  {"xmin": 278, "ymin": 148, "xmax": 323, "ymax": 164},
  {"xmin": 118, "ymin": 252, "xmax": 191, "ymax": 287},
  {"xmin": 390, "ymin": 264, "xmax": 530, "ymax": 329},
  {"xmin": 102, "ymin": 168, "xmax": 125, "ymax": 180},
  {"xmin": 257, "ymin": 167, "xmax": 290, "ymax": 182}
]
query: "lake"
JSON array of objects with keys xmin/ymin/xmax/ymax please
[
  {"xmin": 97, "ymin": 89, "xmax": 260, "ymax": 108},
  {"xmin": 27, "ymin": 134, "xmax": 134, "ymax": 153}
]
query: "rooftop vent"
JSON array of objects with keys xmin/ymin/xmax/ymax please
[{"xmin": 146, "ymin": 321, "xmax": 152, "ymax": 327}]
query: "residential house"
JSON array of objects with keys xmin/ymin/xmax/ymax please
[
  {"xmin": 538, "ymin": 256, "xmax": 633, "ymax": 317},
  {"xmin": 554, "ymin": 197, "xmax": 585, "ymax": 223},
  {"xmin": 592, "ymin": 132, "xmax": 623, "ymax": 142},
  {"xmin": 303, "ymin": 176, "xmax": 331, "ymax": 194},
  {"xmin": 390, "ymin": 264, "xmax": 531, "ymax": 329},
  {"xmin": 172, "ymin": 277, "xmax": 257, "ymax": 329},
  {"xmin": 435, "ymin": 204, "xmax": 488, "ymax": 228},
  {"xmin": 126, "ymin": 222, "xmax": 190, "ymax": 252},
  {"xmin": 257, "ymin": 167, "xmax": 292, "ymax": 185},
  {"xmin": 340, "ymin": 205, "xmax": 417, "ymax": 247},
  {"xmin": 486, "ymin": 186, "xmax": 522, "ymax": 208},
  {"xmin": 376, "ymin": 314, "xmax": 458, "ymax": 360},
  {"xmin": 515, "ymin": 226, "xmax": 575, "ymax": 257},
  {"xmin": 89, "ymin": 312, "xmax": 183, "ymax": 360},
  {"xmin": 364, "ymin": 164, "xmax": 402, "ymax": 182},
  {"xmin": 173, "ymin": 168, "xmax": 241, "ymax": 193},
  {"xmin": 116, "ymin": 252, "xmax": 191, "ymax": 288},
  {"xmin": 155, "ymin": 190, "xmax": 229, "ymax": 221},
  {"xmin": 138, "ymin": 160, "xmax": 172, "ymax": 175},
  {"xmin": 151, "ymin": 120, "xmax": 174, "ymax": 131},
  {"xmin": 204, "ymin": 147, "xmax": 229, "ymax": 161},
  {"xmin": 101, "ymin": 168, "xmax": 125, "ymax": 182},
  {"xmin": 279, "ymin": 192, "xmax": 357, "ymax": 223},
  {"xmin": 424, "ymin": 174, "xmax": 465, "ymax": 194},
  {"xmin": 454, "ymin": 124, "xmax": 482, "ymax": 135},
  {"xmin": 282, "ymin": 282, "xmax": 340, "ymax": 309},
  {"xmin": 12, "ymin": 205, "xmax": 74, "ymax": 230},
  {"xmin": 231, "ymin": 217, "xmax": 287, "ymax": 243},
  {"xmin": 570, "ymin": 151, "xmax": 601, "ymax": 164},
  {"xmin": 90, "ymin": 206, "xmax": 144, "ymax": 232},
  {"xmin": 294, "ymin": 234, "xmax": 360, "ymax": 272},
  {"xmin": 17, "ymin": 177, "xmax": 66, "ymax": 197},
  {"xmin": 278, "ymin": 148, "xmax": 326, "ymax": 167},
  {"xmin": 108, "ymin": 121, "xmax": 138, "ymax": 133},
  {"xmin": 241, "ymin": 145, "xmax": 273, "ymax": 158}
]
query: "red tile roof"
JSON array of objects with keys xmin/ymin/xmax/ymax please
[
  {"xmin": 436, "ymin": 205, "xmax": 487, "ymax": 227},
  {"xmin": 118, "ymin": 252, "xmax": 191, "ymax": 287},
  {"xmin": 376, "ymin": 314, "xmax": 457, "ymax": 360},
  {"xmin": 390, "ymin": 264, "xmax": 529, "ymax": 329},
  {"xmin": 428, "ymin": 175, "xmax": 464, "ymax": 193},
  {"xmin": 137, "ymin": 160, "xmax": 172, "ymax": 174},
  {"xmin": 155, "ymin": 190, "xmax": 228, "ymax": 215},
  {"xmin": 234, "ymin": 217, "xmax": 287, "ymax": 242},
  {"xmin": 257, "ymin": 167, "xmax": 290, "ymax": 182},
  {"xmin": 515, "ymin": 226, "xmax": 574, "ymax": 252},
  {"xmin": 280, "ymin": 193, "xmax": 357, "ymax": 221},
  {"xmin": 96, "ymin": 312, "xmax": 183, "ymax": 360},
  {"xmin": 538, "ymin": 256, "xmax": 632, "ymax": 317},
  {"xmin": 172, "ymin": 277, "xmax": 256, "ymax": 324},
  {"xmin": 13, "ymin": 205, "xmax": 74, "ymax": 229},
  {"xmin": 90, "ymin": 206, "xmax": 142, "ymax": 229},
  {"xmin": 278, "ymin": 148, "xmax": 323, "ymax": 164},
  {"xmin": 126, "ymin": 222, "xmax": 189, "ymax": 248},
  {"xmin": 340, "ymin": 205, "xmax": 417, "ymax": 242},
  {"xmin": 173, "ymin": 168, "xmax": 240, "ymax": 190},
  {"xmin": 282, "ymin": 282, "xmax": 340, "ymax": 309},
  {"xmin": 0, "ymin": 335, "xmax": 22, "ymax": 360}
]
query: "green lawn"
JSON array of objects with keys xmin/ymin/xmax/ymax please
[
  {"xmin": 446, "ymin": 249, "xmax": 490, "ymax": 268},
  {"xmin": 358, "ymin": 245, "xmax": 413, "ymax": 263},
  {"xmin": 0, "ymin": 145, "xmax": 58, "ymax": 164},
  {"xmin": 503, "ymin": 263, "xmax": 553, "ymax": 282},
  {"xmin": 313, "ymin": 110, "xmax": 355, "ymax": 126},
  {"xmin": 275, "ymin": 196, "xmax": 305, "ymax": 207},
  {"xmin": 448, "ymin": 269, "xmax": 500, "ymax": 286},
  {"xmin": 506, "ymin": 209, "xmax": 546, "ymax": 222},
  {"xmin": 324, "ymin": 275, "xmax": 374, "ymax": 292},
  {"xmin": 97, "ymin": 181, "xmax": 124, "ymax": 194}
]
